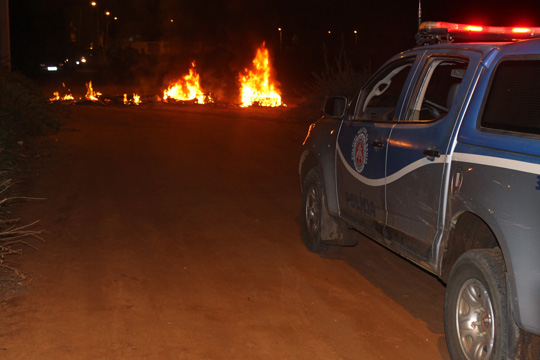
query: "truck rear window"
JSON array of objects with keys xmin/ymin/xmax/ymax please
[{"xmin": 481, "ymin": 60, "xmax": 540, "ymax": 135}]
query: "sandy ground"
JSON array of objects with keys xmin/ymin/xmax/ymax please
[{"xmin": 0, "ymin": 104, "xmax": 450, "ymax": 359}]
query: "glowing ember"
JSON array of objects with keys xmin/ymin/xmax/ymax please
[
  {"xmin": 85, "ymin": 81, "xmax": 102, "ymax": 101},
  {"xmin": 239, "ymin": 42, "xmax": 285, "ymax": 107},
  {"xmin": 163, "ymin": 61, "xmax": 213, "ymax": 104},
  {"xmin": 124, "ymin": 93, "xmax": 142, "ymax": 105}
]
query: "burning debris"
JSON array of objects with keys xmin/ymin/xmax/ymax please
[
  {"xmin": 50, "ymin": 92, "xmax": 75, "ymax": 102},
  {"xmin": 49, "ymin": 83, "xmax": 75, "ymax": 102},
  {"xmin": 124, "ymin": 93, "xmax": 142, "ymax": 105},
  {"xmin": 85, "ymin": 81, "xmax": 102, "ymax": 102},
  {"xmin": 239, "ymin": 42, "xmax": 285, "ymax": 107},
  {"xmin": 163, "ymin": 61, "xmax": 214, "ymax": 104},
  {"xmin": 49, "ymin": 82, "xmax": 144, "ymax": 106},
  {"xmin": 49, "ymin": 44, "xmax": 287, "ymax": 108}
]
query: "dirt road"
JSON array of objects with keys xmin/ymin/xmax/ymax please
[{"xmin": 1, "ymin": 105, "xmax": 450, "ymax": 359}]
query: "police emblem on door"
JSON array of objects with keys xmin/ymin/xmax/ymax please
[{"xmin": 351, "ymin": 128, "xmax": 368, "ymax": 173}]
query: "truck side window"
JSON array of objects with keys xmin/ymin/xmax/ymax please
[
  {"xmin": 407, "ymin": 57, "xmax": 468, "ymax": 121},
  {"xmin": 356, "ymin": 59, "xmax": 414, "ymax": 121},
  {"xmin": 481, "ymin": 60, "xmax": 540, "ymax": 136}
]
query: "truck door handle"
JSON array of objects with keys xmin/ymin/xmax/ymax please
[
  {"xmin": 371, "ymin": 139, "xmax": 385, "ymax": 148},
  {"xmin": 423, "ymin": 147, "xmax": 441, "ymax": 160}
]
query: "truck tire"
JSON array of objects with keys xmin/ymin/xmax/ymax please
[
  {"xmin": 300, "ymin": 168, "xmax": 332, "ymax": 253},
  {"xmin": 444, "ymin": 248, "xmax": 512, "ymax": 360}
]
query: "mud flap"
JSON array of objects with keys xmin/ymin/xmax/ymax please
[
  {"xmin": 320, "ymin": 200, "xmax": 359, "ymax": 246},
  {"xmin": 511, "ymin": 323, "xmax": 540, "ymax": 359}
]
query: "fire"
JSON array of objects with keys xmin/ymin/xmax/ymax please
[
  {"xmin": 49, "ymin": 91, "xmax": 75, "ymax": 102},
  {"xmin": 239, "ymin": 42, "xmax": 284, "ymax": 107},
  {"xmin": 124, "ymin": 93, "xmax": 142, "ymax": 105},
  {"xmin": 49, "ymin": 83, "xmax": 74, "ymax": 102},
  {"xmin": 85, "ymin": 81, "xmax": 102, "ymax": 101},
  {"xmin": 163, "ymin": 61, "xmax": 213, "ymax": 104}
]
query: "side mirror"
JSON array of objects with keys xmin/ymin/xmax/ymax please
[{"xmin": 322, "ymin": 96, "xmax": 348, "ymax": 118}]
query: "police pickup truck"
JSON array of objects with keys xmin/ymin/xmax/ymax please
[{"xmin": 299, "ymin": 21, "xmax": 540, "ymax": 360}]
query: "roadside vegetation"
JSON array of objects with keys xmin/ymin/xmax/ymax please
[
  {"xmin": 293, "ymin": 41, "xmax": 370, "ymax": 120},
  {"xmin": 0, "ymin": 68, "xmax": 59, "ymax": 146},
  {"xmin": 0, "ymin": 68, "xmax": 59, "ymax": 293}
]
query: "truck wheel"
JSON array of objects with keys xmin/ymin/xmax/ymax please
[
  {"xmin": 444, "ymin": 248, "xmax": 511, "ymax": 360},
  {"xmin": 300, "ymin": 168, "xmax": 332, "ymax": 253}
]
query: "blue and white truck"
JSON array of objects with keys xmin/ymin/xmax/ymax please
[{"xmin": 300, "ymin": 21, "xmax": 540, "ymax": 360}]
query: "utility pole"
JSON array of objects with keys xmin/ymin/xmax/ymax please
[{"xmin": 0, "ymin": 0, "xmax": 11, "ymax": 71}]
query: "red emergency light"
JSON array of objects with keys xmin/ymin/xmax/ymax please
[
  {"xmin": 464, "ymin": 25, "xmax": 483, "ymax": 32},
  {"xmin": 513, "ymin": 27, "xmax": 531, "ymax": 33},
  {"xmin": 417, "ymin": 21, "xmax": 540, "ymax": 44}
]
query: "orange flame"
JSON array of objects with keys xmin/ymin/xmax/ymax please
[
  {"xmin": 49, "ymin": 83, "xmax": 75, "ymax": 102},
  {"xmin": 163, "ymin": 61, "xmax": 213, "ymax": 104},
  {"xmin": 239, "ymin": 42, "xmax": 284, "ymax": 107},
  {"xmin": 49, "ymin": 91, "xmax": 74, "ymax": 102},
  {"xmin": 85, "ymin": 81, "xmax": 102, "ymax": 101},
  {"xmin": 50, "ymin": 92, "xmax": 60, "ymax": 101},
  {"xmin": 124, "ymin": 93, "xmax": 142, "ymax": 105}
]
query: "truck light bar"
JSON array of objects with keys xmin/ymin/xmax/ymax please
[{"xmin": 417, "ymin": 21, "xmax": 540, "ymax": 45}]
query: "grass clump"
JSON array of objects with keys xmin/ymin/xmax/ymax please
[
  {"xmin": 0, "ymin": 68, "xmax": 60, "ymax": 149},
  {"xmin": 0, "ymin": 69, "xmax": 53, "ymax": 293},
  {"xmin": 0, "ymin": 174, "xmax": 44, "ymax": 295}
]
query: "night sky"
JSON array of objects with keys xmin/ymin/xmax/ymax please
[{"xmin": 8, "ymin": 0, "xmax": 540, "ymax": 93}]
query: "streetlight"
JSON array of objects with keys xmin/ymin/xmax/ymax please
[
  {"xmin": 278, "ymin": 27, "xmax": 282, "ymax": 51},
  {"xmin": 354, "ymin": 30, "xmax": 358, "ymax": 46},
  {"xmin": 89, "ymin": 1, "xmax": 99, "ymax": 50}
]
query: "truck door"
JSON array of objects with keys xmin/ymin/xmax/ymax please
[
  {"xmin": 336, "ymin": 57, "xmax": 417, "ymax": 241},
  {"xmin": 384, "ymin": 55, "xmax": 472, "ymax": 259}
]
